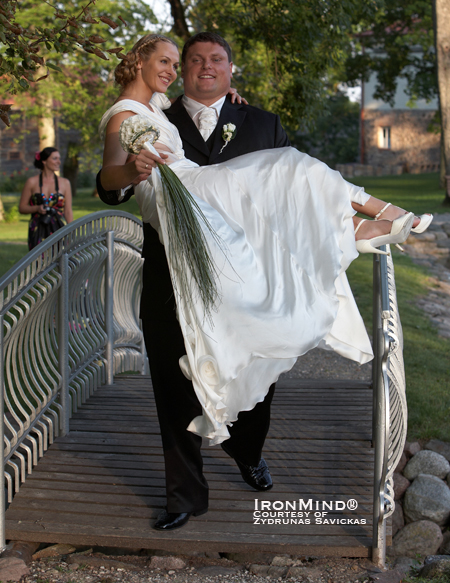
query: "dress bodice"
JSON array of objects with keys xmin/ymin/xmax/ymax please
[{"xmin": 99, "ymin": 98, "xmax": 186, "ymax": 161}]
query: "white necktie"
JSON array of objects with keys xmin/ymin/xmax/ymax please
[{"xmin": 198, "ymin": 107, "xmax": 217, "ymax": 141}]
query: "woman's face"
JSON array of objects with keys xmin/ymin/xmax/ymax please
[
  {"xmin": 43, "ymin": 151, "xmax": 61, "ymax": 172},
  {"xmin": 139, "ymin": 41, "xmax": 179, "ymax": 94}
]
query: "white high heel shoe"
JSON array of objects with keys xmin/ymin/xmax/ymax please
[
  {"xmin": 411, "ymin": 213, "xmax": 433, "ymax": 234},
  {"xmin": 355, "ymin": 213, "xmax": 415, "ymax": 255}
]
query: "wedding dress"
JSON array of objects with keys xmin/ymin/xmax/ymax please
[{"xmin": 99, "ymin": 95, "xmax": 374, "ymax": 446}]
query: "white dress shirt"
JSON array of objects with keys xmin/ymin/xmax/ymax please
[{"xmin": 182, "ymin": 95, "xmax": 226, "ymax": 132}]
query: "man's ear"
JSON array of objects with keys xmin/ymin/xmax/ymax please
[
  {"xmin": 181, "ymin": 62, "xmax": 185, "ymax": 78},
  {"xmin": 229, "ymin": 61, "xmax": 233, "ymax": 78}
]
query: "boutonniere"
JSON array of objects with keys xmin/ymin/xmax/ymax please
[{"xmin": 219, "ymin": 123, "xmax": 237, "ymax": 155}]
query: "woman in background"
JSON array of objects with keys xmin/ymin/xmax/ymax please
[{"xmin": 19, "ymin": 147, "xmax": 73, "ymax": 250}]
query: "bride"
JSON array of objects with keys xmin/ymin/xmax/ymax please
[{"xmin": 99, "ymin": 34, "xmax": 429, "ymax": 445}]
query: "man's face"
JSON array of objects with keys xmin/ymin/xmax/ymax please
[{"xmin": 182, "ymin": 42, "xmax": 233, "ymax": 105}]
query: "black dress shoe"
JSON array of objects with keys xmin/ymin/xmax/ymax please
[
  {"xmin": 235, "ymin": 457, "xmax": 273, "ymax": 491},
  {"xmin": 153, "ymin": 508, "xmax": 208, "ymax": 531},
  {"xmin": 153, "ymin": 510, "xmax": 191, "ymax": 530}
]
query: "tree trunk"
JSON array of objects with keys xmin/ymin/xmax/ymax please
[
  {"xmin": 63, "ymin": 143, "xmax": 79, "ymax": 197},
  {"xmin": 0, "ymin": 194, "xmax": 5, "ymax": 222},
  {"xmin": 435, "ymin": 0, "xmax": 450, "ymax": 204},
  {"xmin": 167, "ymin": 0, "xmax": 191, "ymax": 42}
]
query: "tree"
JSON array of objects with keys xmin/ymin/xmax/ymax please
[{"xmin": 435, "ymin": 0, "xmax": 450, "ymax": 204}]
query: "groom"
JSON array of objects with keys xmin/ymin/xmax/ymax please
[{"xmin": 97, "ymin": 32, "xmax": 290, "ymax": 530}]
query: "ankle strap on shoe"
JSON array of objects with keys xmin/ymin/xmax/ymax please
[
  {"xmin": 354, "ymin": 218, "xmax": 367, "ymax": 235},
  {"xmin": 374, "ymin": 202, "xmax": 391, "ymax": 220}
]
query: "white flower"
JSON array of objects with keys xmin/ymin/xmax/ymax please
[
  {"xmin": 219, "ymin": 121, "xmax": 237, "ymax": 155},
  {"xmin": 119, "ymin": 115, "xmax": 160, "ymax": 154}
]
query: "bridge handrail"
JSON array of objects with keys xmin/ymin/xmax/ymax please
[{"xmin": 0, "ymin": 211, "xmax": 145, "ymax": 549}]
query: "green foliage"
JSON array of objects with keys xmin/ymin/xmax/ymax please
[
  {"xmin": 343, "ymin": 0, "xmax": 436, "ymax": 105},
  {"xmin": 0, "ymin": 168, "xmax": 34, "ymax": 193},
  {"xmin": 4, "ymin": 203, "xmax": 19, "ymax": 222},
  {"xmin": 185, "ymin": 0, "xmax": 382, "ymax": 127},
  {"xmin": 292, "ymin": 90, "xmax": 360, "ymax": 168}
]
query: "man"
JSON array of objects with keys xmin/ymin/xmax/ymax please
[{"xmin": 97, "ymin": 32, "xmax": 290, "ymax": 531}]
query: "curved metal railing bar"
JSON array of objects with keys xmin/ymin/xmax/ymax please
[
  {"xmin": 372, "ymin": 246, "xmax": 408, "ymax": 568},
  {"xmin": 0, "ymin": 211, "xmax": 144, "ymax": 550}
]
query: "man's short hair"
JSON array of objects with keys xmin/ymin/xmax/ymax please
[{"xmin": 182, "ymin": 32, "xmax": 232, "ymax": 63}]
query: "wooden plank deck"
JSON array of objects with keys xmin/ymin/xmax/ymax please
[{"xmin": 5, "ymin": 376, "xmax": 384, "ymax": 557}]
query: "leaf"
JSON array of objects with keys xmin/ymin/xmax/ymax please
[
  {"xmin": 19, "ymin": 77, "xmax": 29, "ymax": 89},
  {"xmin": 0, "ymin": 104, "xmax": 12, "ymax": 127},
  {"xmin": 92, "ymin": 47, "xmax": 109, "ymax": 60},
  {"xmin": 36, "ymin": 71, "xmax": 49, "ymax": 82},
  {"xmin": 100, "ymin": 15, "xmax": 118, "ymax": 29},
  {"xmin": 46, "ymin": 62, "xmax": 62, "ymax": 72},
  {"xmin": 106, "ymin": 47, "xmax": 124, "ymax": 54},
  {"xmin": 88, "ymin": 35, "xmax": 105, "ymax": 44},
  {"xmin": 118, "ymin": 15, "xmax": 128, "ymax": 26}
]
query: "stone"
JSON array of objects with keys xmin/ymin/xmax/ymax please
[
  {"xmin": 392, "ymin": 502, "xmax": 405, "ymax": 537},
  {"xmin": 271, "ymin": 556, "xmax": 294, "ymax": 567},
  {"xmin": 425, "ymin": 439, "xmax": 450, "ymax": 462},
  {"xmin": 404, "ymin": 441, "xmax": 421, "ymax": 458},
  {"xmin": 403, "ymin": 474, "xmax": 450, "ymax": 525},
  {"xmin": 435, "ymin": 231, "xmax": 448, "ymax": 241},
  {"xmin": 392, "ymin": 556, "xmax": 417, "ymax": 575},
  {"xmin": 368, "ymin": 570, "xmax": 403, "ymax": 583},
  {"xmin": 32, "ymin": 543, "xmax": 77, "ymax": 560},
  {"xmin": 267, "ymin": 565, "xmax": 289, "ymax": 577},
  {"xmin": 249, "ymin": 564, "xmax": 269, "ymax": 575},
  {"xmin": 414, "ymin": 233, "xmax": 437, "ymax": 242},
  {"xmin": 1, "ymin": 541, "xmax": 40, "ymax": 564},
  {"xmin": 418, "ymin": 556, "xmax": 450, "ymax": 578},
  {"xmin": 403, "ymin": 450, "xmax": 450, "ymax": 480},
  {"xmin": 394, "ymin": 452, "xmax": 408, "ymax": 473},
  {"xmin": 389, "ymin": 520, "xmax": 443, "ymax": 558},
  {"xmin": 439, "ymin": 530, "xmax": 450, "ymax": 555},
  {"xmin": 393, "ymin": 472, "xmax": 410, "ymax": 499},
  {"xmin": 197, "ymin": 566, "xmax": 241, "ymax": 576},
  {"xmin": 437, "ymin": 238, "xmax": 450, "ymax": 248},
  {"xmin": 149, "ymin": 556, "xmax": 186, "ymax": 570},
  {"xmin": 0, "ymin": 557, "xmax": 29, "ymax": 582},
  {"xmin": 94, "ymin": 547, "xmax": 142, "ymax": 556}
]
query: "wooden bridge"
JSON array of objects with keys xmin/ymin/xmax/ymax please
[{"xmin": 4, "ymin": 375, "xmax": 384, "ymax": 556}]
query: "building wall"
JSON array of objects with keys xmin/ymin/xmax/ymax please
[
  {"xmin": 0, "ymin": 110, "xmax": 79, "ymax": 176},
  {"xmin": 362, "ymin": 109, "xmax": 440, "ymax": 173}
]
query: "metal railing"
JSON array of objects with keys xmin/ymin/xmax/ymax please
[
  {"xmin": 371, "ymin": 246, "xmax": 408, "ymax": 568},
  {"xmin": 0, "ymin": 211, "xmax": 144, "ymax": 550},
  {"xmin": 0, "ymin": 219, "xmax": 407, "ymax": 566}
]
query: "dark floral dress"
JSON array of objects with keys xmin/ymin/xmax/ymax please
[{"xmin": 28, "ymin": 174, "xmax": 65, "ymax": 250}]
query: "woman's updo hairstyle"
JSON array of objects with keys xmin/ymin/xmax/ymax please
[
  {"xmin": 34, "ymin": 147, "xmax": 58, "ymax": 170},
  {"xmin": 115, "ymin": 34, "xmax": 178, "ymax": 88}
]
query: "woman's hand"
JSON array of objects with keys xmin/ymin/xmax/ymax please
[
  {"xmin": 37, "ymin": 204, "xmax": 47, "ymax": 215},
  {"xmin": 228, "ymin": 87, "xmax": 248, "ymax": 105}
]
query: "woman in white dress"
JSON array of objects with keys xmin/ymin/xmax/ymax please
[{"xmin": 99, "ymin": 34, "xmax": 430, "ymax": 446}]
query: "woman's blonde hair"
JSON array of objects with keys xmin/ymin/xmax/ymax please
[{"xmin": 115, "ymin": 34, "xmax": 178, "ymax": 87}]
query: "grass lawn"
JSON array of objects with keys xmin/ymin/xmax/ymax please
[{"xmin": 1, "ymin": 173, "xmax": 449, "ymax": 441}]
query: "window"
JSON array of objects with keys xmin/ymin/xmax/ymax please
[
  {"xmin": 378, "ymin": 127, "xmax": 391, "ymax": 149},
  {"xmin": 9, "ymin": 151, "xmax": 21, "ymax": 160}
]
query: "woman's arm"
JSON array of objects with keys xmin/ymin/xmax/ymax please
[
  {"xmin": 101, "ymin": 111, "xmax": 168, "ymax": 191},
  {"xmin": 19, "ymin": 177, "xmax": 46, "ymax": 215}
]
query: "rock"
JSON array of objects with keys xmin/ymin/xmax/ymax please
[
  {"xmin": 435, "ymin": 231, "xmax": 449, "ymax": 241},
  {"xmin": 149, "ymin": 556, "xmax": 186, "ymax": 570},
  {"xmin": 1, "ymin": 541, "xmax": 39, "ymax": 564},
  {"xmin": 389, "ymin": 520, "xmax": 443, "ymax": 558},
  {"xmin": 425, "ymin": 439, "xmax": 450, "ymax": 462},
  {"xmin": 404, "ymin": 441, "xmax": 421, "ymax": 458},
  {"xmin": 0, "ymin": 557, "xmax": 29, "ymax": 581},
  {"xmin": 271, "ymin": 555, "xmax": 294, "ymax": 567},
  {"xmin": 249, "ymin": 564, "xmax": 269, "ymax": 575},
  {"xmin": 197, "ymin": 566, "xmax": 241, "ymax": 576},
  {"xmin": 415, "ymin": 233, "xmax": 437, "ymax": 242},
  {"xmin": 288, "ymin": 566, "xmax": 322, "ymax": 579},
  {"xmin": 439, "ymin": 530, "xmax": 450, "ymax": 555},
  {"xmin": 393, "ymin": 472, "xmax": 410, "ymax": 499},
  {"xmin": 392, "ymin": 556, "xmax": 417, "ymax": 575},
  {"xmin": 368, "ymin": 570, "xmax": 403, "ymax": 582},
  {"xmin": 394, "ymin": 452, "xmax": 408, "ymax": 473},
  {"xmin": 267, "ymin": 566, "xmax": 289, "ymax": 578},
  {"xmin": 403, "ymin": 474, "xmax": 450, "ymax": 525},
  {"xmin": 94, "ymin": 547, "xmax": 142, "ymax": 556},
  {"xmin": 418, "ymin": 555, "xmax": 450, "ymax": 578},
  {"xmin": 392, "ymin": 502, "xmax": 405, "ymax": 537},
  {"xmin": 32, "ymin": 543, "xmax": 77, "ymax": 560},
  {"xmin": 437, "ymin": 238, "xmax": 450, "ymax": 248},
  {"xmin": 403, "ymin": 450, "xmax": 450, "ymax": 480}
]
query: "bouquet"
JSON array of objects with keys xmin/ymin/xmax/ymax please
[{"xmin": 119, "ymin": 115, "xmax": 221, "ymax": 318}]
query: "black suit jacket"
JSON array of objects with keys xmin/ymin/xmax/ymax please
[{"xmin": 96, "ymin": 95, "xmax": 290, "ymax": 318}]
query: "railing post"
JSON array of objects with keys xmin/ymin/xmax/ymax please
[
  {"xmin": 0, "ymin": 315, "xmax": 6, "ymax": 552},
  {"xmin": 58, "ymin": 252, "xmax": 70, "ymax": 436},
  {"xmin": 105, "ymin": 231, "xmax": 114, "ymax": 385}
]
